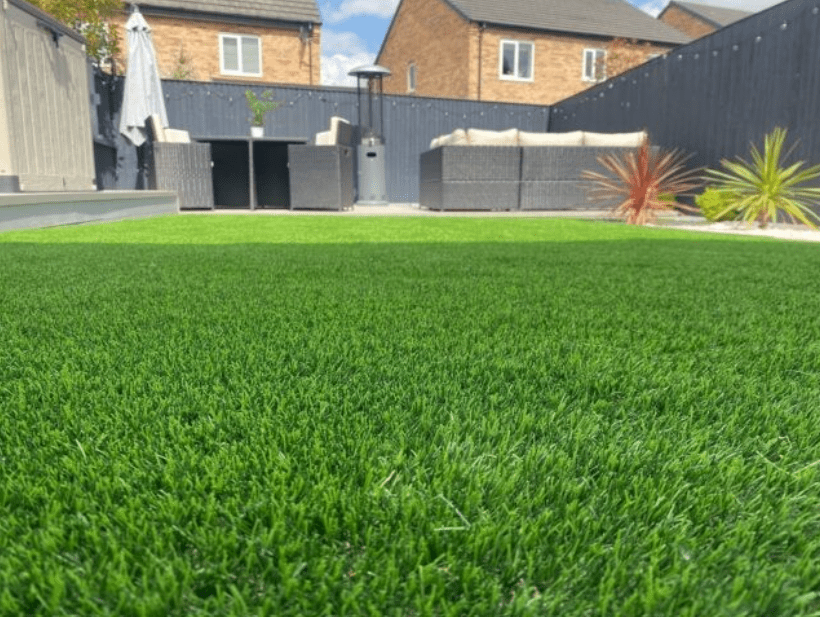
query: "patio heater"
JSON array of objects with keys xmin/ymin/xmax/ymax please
[{"xmin": 348, "ymin": 64, "xmax": 391, "ymax": 205}]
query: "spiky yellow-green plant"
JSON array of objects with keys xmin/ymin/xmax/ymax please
[
  {"xmin": 582, "ymin": 140, "xmax": 703, "ymax": 225},
  {"xmin": 704, "ymin": 127, "xmax": 820, "ymax": 229}
]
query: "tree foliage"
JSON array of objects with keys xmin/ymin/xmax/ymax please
[
  {"xmin": 27, "ymin": 0, "xmax": 121, "ymax": 66},
  {"xmin": 603, "ymin": 38, "xmax": 658, "ymax": 79}
]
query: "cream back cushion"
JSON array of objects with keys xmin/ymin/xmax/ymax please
[
  {"xmin": 448, "ymin": 128, "xmax": 469, "ymax": 145},
  {"xmin": 519, "ymin": 130, "xmax": 584, "ymax": 146},
  {"xmin": 583, "ymin": 131, "xmax": 648, "ymax": 147},
  {"xmin": 467, "ymin": 128, "xmax": 519, "ymax": 145},
  {"xmin": 431, "ymin": 128, "xmax": 469, "ymax": 148},
  {"xmin": 147, "ymin": 114, "xmax": 166, "ymax": 142},
  {"xmin": 327, "ymin": 116, "xmax": 353, "ymax": 146}
]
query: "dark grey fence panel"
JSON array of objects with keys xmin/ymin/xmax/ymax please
[
  {"xmin": 549, "ymin": 0, "xmax": 820, "ymax": 179},
  {"xmin": 162, "ymin": 81, "xmax": 549, "ymax": 202},
  {"xmin": 96, "ymin": 74, "xmax": 550, "ymax": 201}
]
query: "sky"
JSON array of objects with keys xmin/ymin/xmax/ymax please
[{"xmin": 320, "ymin": 0, "xmax": 784, "ymax": 87}]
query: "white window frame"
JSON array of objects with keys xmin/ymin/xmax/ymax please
[
  {"xmin": 407, "ymin": 63, "xmax": 417, "ymax": 93},
  {"xmin": 582, "ymin": 48, "xmax": 606, "ymax": 82},
  {"xmin": 498, "ymin": 39, "xmax": 534, "ymax": 82},
  {"xmin": 219, "ymin": 33, "xmax": 262, "ymax": 77}
]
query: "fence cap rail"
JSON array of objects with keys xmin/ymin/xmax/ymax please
[{"xmin": 7, "ymin": 0, "xmax": 87, "ymax": 45}]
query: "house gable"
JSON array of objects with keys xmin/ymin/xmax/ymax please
[
  {"xmin": 377, "ymin": 0, "xmax": 474, "ymax": 99},
  {"xmin": 658, "ymin": 1, "xmax": 752, "ymax": 40},
  {"xmin": 377, "ymin": 0, "xmax": 681, "ymax": 104}
]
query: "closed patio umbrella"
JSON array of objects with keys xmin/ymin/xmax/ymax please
[{"xmin": 119, "ymin": 5, "xmax": 167, "ymax": 146}]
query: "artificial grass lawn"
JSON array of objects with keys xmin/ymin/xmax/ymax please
[{"xmin": 1, "ymin": 216, "xmax": 820, "ymax": 616}]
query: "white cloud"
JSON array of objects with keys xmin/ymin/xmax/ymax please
[
  {"xmin": 320, "ymin": 30, "xmax": 375, "ymax": 86},
  {"xmin": 677, "ymin": 0, "xmax": 779, "ymax": 8},
  {"xmin": 322, "ymin": 53, "xmax": 375, "ymax": 86},
  {"xmin": 633, "ymin": 0, "xmax": 781, "ymax": 15},
  {"xmin": 323, "ymin": 0, "xmax": 399, "ymax": 23},
  {"xmin": 637, "ymin": 0, "xmax": 665, "ymax": 17}
]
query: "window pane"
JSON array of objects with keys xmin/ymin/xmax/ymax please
[
  {"xmin": 222, "ymin": 37, "xmax": 238, "ymax": 71},
  {"xmin": 595, "ymin": 49, "xmax": 605, "ymax": 81},
  {"xmin": 518, "ymin": 43, "xmax": 532, "ymax": 79},
  {"xmin": 502, "ymin": 43, "xmax": 515, "ymax": 76},
  {"xmin": 241, "ymin": 37, "xmax": 260, "ymax": 74}
]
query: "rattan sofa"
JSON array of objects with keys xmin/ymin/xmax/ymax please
[{"xmin": 419, "ymin": 129, "xmax": 649, "ymax": 211}]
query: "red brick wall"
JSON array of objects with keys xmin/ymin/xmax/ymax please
[{"xmin": 111, "ymin": 12, "xmax": 320, "ymax": 85}]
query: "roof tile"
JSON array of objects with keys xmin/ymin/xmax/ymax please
[
  {"xmin": 141, "ymin": 0, "xmax": 321, "ymax": 24},
  {"xmin": 445, "ymin": 0, "xmax": 691, "ymax": 44}
]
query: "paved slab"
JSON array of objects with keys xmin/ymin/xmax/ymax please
[
  {"xmin": 181, "ymin": 205, "xmax": 820, "ymax": 242},
  {"xmin": 182, "ymin": 204, "xmax": 620, "ymax": 218}
]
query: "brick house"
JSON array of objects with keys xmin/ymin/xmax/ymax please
[
  {"xmin": 658, "ymin": 1, "xmax": 752, "ymax": 40},
  {"xmin": 375, "ymin": 0, "xmax": 690, "ymax": 105},
  {"xmin": 111, "ymin": 0, "xmax": 321, "ymax": 85}
]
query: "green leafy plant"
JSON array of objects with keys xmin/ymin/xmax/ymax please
[
  {"xmin": 27, "ymin": 0, "xmax": 121, "ymax": 65},
  {"xmin": 704, "ymin": 127, "xmax": 820, "ymax": 228},
  {"xmin": 695, "ymin": 187, "xmax": 741, "ymax": 222},
  {"xmin": 169, "ymin": 44, "xmax": 195, "ymax": 80},
  {"xmin": 582, "ymin": 140, "xmax": 703, "ymax": 225},
  {"xmin": 245, "ymin": 89, "xmax": 282, "ymax": 127}
]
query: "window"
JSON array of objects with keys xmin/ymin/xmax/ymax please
[
  {"xmin": 583, "ymin": 48, "xmax": 606, "ymax": 82},
  {"xmin": 499, "ymin": 40, "xmax": 534, "ymax": 81},
  {"xmin": 407, "ymin": 63, "xmax": 417, "ymax": 92},
  {"xmin": 219, "ymin": 34, "xmax": 261, "ymax": 76}
]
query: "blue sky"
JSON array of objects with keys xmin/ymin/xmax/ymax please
[{"xmin": 319, "ymin": 0, "xmax": 782, "ymax": 86}]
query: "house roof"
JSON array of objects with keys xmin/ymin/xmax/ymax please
[
  {"xmin": 662, "ymin": 1, "xmax": 752, "ymax": 28},
  {"xmin": 440, "ymin": 0, "xmax": 691, "ymax": 44},
  {"xmin": 138, "ymin": 0, "xmax": 321, "ymax": 24}
]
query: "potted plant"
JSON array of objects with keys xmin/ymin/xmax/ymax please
[{"xmin": 245, "ymin": 89, "xmax": 282, "ymax": 138}]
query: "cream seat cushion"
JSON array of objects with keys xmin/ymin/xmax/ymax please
[
  {"xmin": 164, "ymin": 128, "xmax": 191, "ymax": 143},
  {"xmin": 467, "ymin": 128, "xmax": 519, "ymax": 145},
  {"xmin": 315, "ymin": 131, "xmax": 333, "ymax": 145},
  {"xmin": 583, "ymin": 131, "xmax": 648, "ymax": 147},
  {"xmin": 518, "ymin": 130, "xmax": 584, "ymax": 146}
]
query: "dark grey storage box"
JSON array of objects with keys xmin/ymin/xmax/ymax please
[
  {"xmin": 145, "ymin": 142, "xmax": 214, "ymax": 210},
  {"xmin": 288, "ymin": 145, "xmax": 354, "ymax": 211}
]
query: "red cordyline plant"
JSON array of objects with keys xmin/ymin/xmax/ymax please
[{"xmin": 582, "ymin": 140, "xmax": 703, "ymax": 225}]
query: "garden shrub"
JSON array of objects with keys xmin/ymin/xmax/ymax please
[{"xmin": 696, "ymin": 187, "xmax": 741, "ymax": 222}]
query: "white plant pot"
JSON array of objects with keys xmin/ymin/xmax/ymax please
[{"xmin": 250, "ymin": 126, "xmax": 264, "ymax": 138}]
